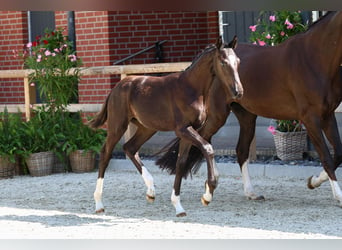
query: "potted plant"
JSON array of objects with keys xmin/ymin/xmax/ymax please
[
  {"xmin": 20, "ymin": 106, "xmax": 63, "ymax": 176},
  {"xmin": 0, "ymin": 108, "xmax": 24, "ymax": 179},
  {"xmin": 65, "ymin": 113, "xmax": 106, "ymax": 173},
  {"xmin": 249, "ymin": 11, "xmax": 308, "ymax": 160}
]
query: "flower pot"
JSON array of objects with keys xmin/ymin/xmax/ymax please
[
  {"xmin": 26, "ymin": 151, "xmax": 54, "ymax": 177},
  {"xmin": 273, "ymin": 130, "xmax": 307, "ymax": 161},
  {"xmin": 0, "ymin": 156, "xmax": 15, "ymax": 179},
  {"xmin": 69, "ymin": 150, "xmax": 95, "ymax": 173}
]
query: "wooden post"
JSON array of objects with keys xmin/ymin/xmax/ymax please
[{"xmin": 23, "ymin": 77, "xmax": 31, "ymax": 121}]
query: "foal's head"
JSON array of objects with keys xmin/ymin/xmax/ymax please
[{"xmin": 213, "ymin": 36, "xmax": 243, "ymax": 100}]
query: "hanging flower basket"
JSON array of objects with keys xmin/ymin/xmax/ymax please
[
  {"xmin": 0, "ymin": 156, "xmax": 15, "ymax": 179},
  {"xmin": 273, "ymin": 130, "xmax": 308, "ymax": 161},
  {"xmin": 26, "ymin": 151, "xmax": 54, "ymax": 177},
  {"xmin": 69, "ymin": 150, "xmax": 96, "ymax": 173}
]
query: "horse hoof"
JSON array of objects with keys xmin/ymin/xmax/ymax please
[
  {"xmin": 95, "ymin": 208, "xmax": 105, "ymax": 213},
  {"xmin": 176, "ymin": 212, "xmax": 187, "ymax": 217},
  {"xmin": 201, "ymin": 197, "xmax": 210, "ymax": 206},
  {"xmin": 146, "ymin": 195, "xmax": 155, "ymax": 203},
  {"xmin": 307, "ymin": 176, "xmax": 315, "ymax": 189},
  {"xmin": 248, "ymin": 195, "xmax": 265, "ymax": 201}
]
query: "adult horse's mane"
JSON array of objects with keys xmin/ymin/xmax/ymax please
[{"xmin": 305, "ymin": 11, "xmax": 335, "ymax": 31}]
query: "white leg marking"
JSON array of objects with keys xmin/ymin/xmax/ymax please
[
  {"xmin": 94, "ymin": 178, "xmax": 104, "ymax": 212},
  {"xmin": 171, "ymin": 189, "xmax": 186, "ymax": 216},
  {"xmin": 202, "ymin": 182, "xmax": 212, "ymax": 203},
  {"xmin": 310, "ymin": 171, "xmax": 329, "ymax": 188},
  {"xmin": 142, "ymin": 167, "xmax": 155, "ymax": 199},
  {"xmin": 241, "ymin": 160, "xmax": 255, "ymax": 198},
  {"xmin": 329, "ymin": 179, "xmax": 342, "ymax": 207}
]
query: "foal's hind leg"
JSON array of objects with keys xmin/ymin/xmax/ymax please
[
  {"xmin": 94, "ymin": 127, "xmax": 128, "ymax": 213},
  {"xmin": 232, "ymin": 103, "xmax": 264, "ymax": 200},
  {"xmin": 123, "ymin": 123, "xmax": 157, "ymax": 202}
]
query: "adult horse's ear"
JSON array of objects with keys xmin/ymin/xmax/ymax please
[
  {"xmin": 216, "ymin": 36, "xmax": 224, "ymax": 49},
  {"xmin": 228, "ymin": 35, "xmax": 238, "ymax": 49}
]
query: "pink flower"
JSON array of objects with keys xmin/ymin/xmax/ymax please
[
  {"xmin": 54, "ymin": 48, "xmax": 60, "ymax": 53},
  {"xmin": 36, "ymin": 54, "xmax": 42, "ymax": 62},
  {"xmin": 268, "ymin": 126, "xmax": 276, "ymax": 135},
  {"xmin": 257, "ymin": 39, "xmax": 266, "ymax": 46},
  {"xmin": 265, "ymin": 34, "xmax": 271, "ymax": 39},
  {"xmin": 44, "ymin": 50, "xmax": 51, "ymax": 56},
  {"xmin": 280, "ymin": 31, "xmax": 285, "ymax": 36},
  {"xmin": 269, "ymin": 15, "xmax": 276, "ymax": 22},
  {"xmin": 26, "ymin": 42, "xmax": 32, "ymax": 48},
  {"xmin": 285, "ymin": 19, "xmax": 294, "ymax": 29},
  {"xmin": 68, "ymin": 54, "xmax": 77, "ymax": 62},
  {"xmin": 30, "ymin": 82, "xmax": 35, "ymax": 87},
  {"xmin": 249, "ymin": 25, "xmax": 257, "ymax": 32}
]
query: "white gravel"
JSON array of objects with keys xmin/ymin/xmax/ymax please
[{"xmin": 1, "ymin": 159, "xmax": 342, "ymax": 239}]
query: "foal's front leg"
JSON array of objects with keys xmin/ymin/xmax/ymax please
[{"xmin": 176, "ymin": 126, "xmax": 219, "ymax": 206}]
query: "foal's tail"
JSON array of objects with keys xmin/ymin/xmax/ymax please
[
  {"xmin": 154, "ymin": 137, "xmax": 205, "ymax": 179},
  {"xmin": 88, "ymin": 94, "xmax": 109, "ymax": 129}
]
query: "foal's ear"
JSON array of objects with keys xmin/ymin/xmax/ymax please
[
  {"xmin": 228, "ymin": 35, "xmax": 238, "ymax": 49},
  {"xmin": 216, "ymin": 36, "xmax": 224, "ymax": 49}
]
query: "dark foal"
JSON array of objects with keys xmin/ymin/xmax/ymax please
[{"xmin": 89, "ymin": 36, "xmax": 243, "ymax": 216}]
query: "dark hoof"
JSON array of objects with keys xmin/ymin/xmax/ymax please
[
  {"xmin": 201, "ymin": 197, "xmax": 210, "ymax": 206},
  {"xmin": 253, "ymin": 195, "xmax": 265, "ymax": 201},
  {"xmin": 307, "ymin": 176, "xmax": 315, "ymax": 189},
  {"xmin": 146, "ymin": 195, "xmax": 155, "ymax": 203},
  {"xmin": 176, "ymin": 212, "xmax": 187, "ymax": 217},
  {"xmin": 95, "ymin": 208, "xmax": 105, "ymax": 213}
]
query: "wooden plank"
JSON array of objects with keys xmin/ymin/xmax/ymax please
[{"xmin": 23, "ymin": 77, "xmax": 31, "ymax": 120}]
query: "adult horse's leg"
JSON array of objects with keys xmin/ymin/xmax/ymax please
[
  {"xmin": 94, "ymin": 126, "xmax": 128, "ymax": 213},
  {"xmin": 308, "ymin": 113, "xmax": 342, "ymax": 189},
  {"xmin": 171, "ymin": 141, "xmax": 192, "ymax": 217},
  {"xmin": 232, "ymin": 103, "xmax": 265, "ymax": 200},
  {"xmin": 176, "ymin": 125, "xmax": 219, "ymax": 206},
  {"xmin": 303, "ymin": 115, "xmax": 342, "ymax": 206},
  {"xmin": 123, "ymin": 122, "xmax": 157, "ymax": 202}
]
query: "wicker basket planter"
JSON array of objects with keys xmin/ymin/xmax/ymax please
[
  {"xmin": 26, "ymin": 151, "xmax": 54, "ymax": 177},
  {"xmin": 273, "ymin": 130, "xmax": 308, "ymax": 161},
  {"xmin": 0, "ymin": 156, "xmax": 15, "ymax": 179},
  {"xmin": 69, "ymin": 150, "xmax": 96, "ymax": 173}
]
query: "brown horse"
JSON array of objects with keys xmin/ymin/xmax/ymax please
[
  {"xmin": 88, "ymin": 36, "xmax": 243, "ymax": 216},
  {"xmin": 157, "ymin": 11, "xmax": 342, "ymax": 207}
]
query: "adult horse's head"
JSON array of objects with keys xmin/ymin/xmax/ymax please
[{"xmin": 213, "ymin": 36, "xmax": 243, "ymax": 100}]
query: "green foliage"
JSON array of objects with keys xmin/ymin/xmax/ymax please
[
  {"xmin": 63, "ymin": 114, "xmax": 107, "ymax": 155},
  {"xmin": 250, "ymin": 11, "xmax": 307, "ymax": 132},
  {"xmin": 0, "ymin": 108, "xmax": 24, "ymax": 163}
]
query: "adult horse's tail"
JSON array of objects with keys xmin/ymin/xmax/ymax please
[
  {"xmin": 155, "ymin": 138, "xmax": 205, "ymax": 179},
  {"xmin": 88, "ymin": 94, "xmax": 109, "ymax": 129}
]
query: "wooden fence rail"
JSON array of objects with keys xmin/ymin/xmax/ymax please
[{"xmin": 0, "ymin": 62, "xmax": 191, "ymax": 119}]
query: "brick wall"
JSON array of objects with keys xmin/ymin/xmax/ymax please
[
  {"xmin": 0, "ymin": 11, "xmax": 28, "ymax": 104},
  {"xmin": 0, "ymin": 11, "xmax": 219, "ymax": 106}
]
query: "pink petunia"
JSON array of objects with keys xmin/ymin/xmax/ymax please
[
  {"xmin": 265, "ymin": 34, "xmax": 271, "ymax": 39},
  {"xmin": 280, "ymin": 31, "xmax": 285, "ymax": 36},
  {"xmin": 44, "ymin": 50, "xmax": 51, "ymax": 56},
  {"xmin": 26, "ymin": 42, "xmax": 32, "ymax": 48},
  {"xmin": 285, "ymin": 19, "xmax": 294, "ymax": 29},
  {"xmin": 249, "ymin": 25, "xmax": 257, "ymax": 32},
  {"xmin": 257, "ymin": 39, "xmax": 266, "ymax": 46},
  {"xmin": 36, "ymin": 54, "xmax": 42, "ymax": 62},
  {"xmin": 269, "ymin": 15, "xmax": 276, "ymax": 22},
  {"xmin": 267, "ymin": 126, "xmax": 276, "ymax": 135},
  {"xmin": 30, "ymin": 82, "xmax": 35, "ymax": 87}
]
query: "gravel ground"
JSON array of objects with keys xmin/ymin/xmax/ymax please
[{"xmin": 0, "ymin": 158, "xmax": 341, "ymax": 239}]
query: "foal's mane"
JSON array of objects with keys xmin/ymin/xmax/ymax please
[{"xmin": 185, "ymin": 44, "xmax": 217, "ymax": 71}]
